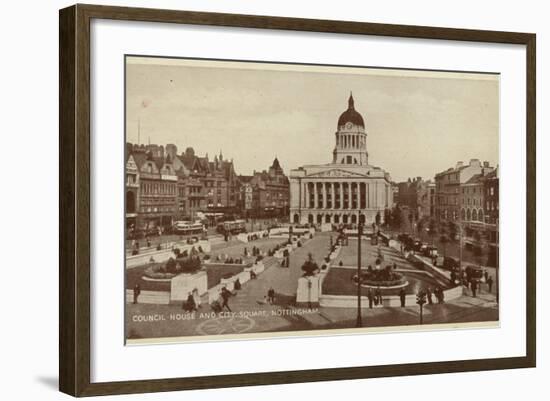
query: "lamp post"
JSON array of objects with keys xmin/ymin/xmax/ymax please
[{"xmin": 356, "ymin": 215, "xmax": 363, "ymax": 328}]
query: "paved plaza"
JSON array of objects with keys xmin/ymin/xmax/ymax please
[{"xmin": 126, "ymin": 232, "xmax": 498, "ymax": 341}]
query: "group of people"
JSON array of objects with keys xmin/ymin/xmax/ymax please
[
  {"xmin": 214, "ymin": 255, "xmax": 244, "ymax": 264},
  {"xmin": 450, "ymin": 269, "xmax": 495, "ymax": 298},
  {"xmin": 366, "ymin": 287, "xmax": 384, "ymax": 308},
  {"xmin": 209, "ymin": 286, "xmax": 234, "ymax": 313},
  {"xmin": 424, "ymin": 286, "xmax": 446, "ymax": 305},
  {"xmin": 182, "ymin": 288, "xmax": 202, "ymax": 312}
]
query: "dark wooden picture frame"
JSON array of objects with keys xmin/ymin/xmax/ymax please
[{"xmin": 59, "ymin": 3, "xmax": 536, "ymax": 397}]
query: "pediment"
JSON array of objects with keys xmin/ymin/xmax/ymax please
[{"xmin": 306, "ymin": 169, "xmax": 366, "ymax": 178}]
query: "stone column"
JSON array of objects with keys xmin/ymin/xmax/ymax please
[
  {"xmin": 352, "ymin": 182, "xmax": 360, "ymax": 209},
  {"xmin": 367, "ymin": 182, "xmax": 371, "ymax": 208},
  {"xmin": 304, "ymin": 181, "xmax": 309, "ymax": 209},
  {"xmin": 314, "ymin": 182, "xmax": 319, "ymax": 210},
  {"xmin": 331, "ymin": 182, "xmax": 335, "ymax": 210},
  {"xmin": 322, "ymin": 182, "xmax": 327, "ymax": 209},
  {"xmin": 348, "ymin": 182, "xmax": 353, "ymax": 210}
]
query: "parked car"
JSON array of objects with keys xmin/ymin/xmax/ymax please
[
  {"xmin": 424, "ymin": 245, "xmax": 438, "ymax": 257},
  {"xmin": 397, "ymin": 233, "xmax": 411, "ymax": 243},
  {"xmin": 442, "ymin": 256, "xmax": 460, "ymax": 271},
  {"xmin": 412, "ymin": 239, "xmax": 423, "ymax": 252},
  {"xmin": 465, "ymin": 265, "xmax": 485, "ymax": 283}
]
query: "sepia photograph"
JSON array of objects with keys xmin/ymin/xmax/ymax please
[{"xmin": 124, "ymin": 56, "xmax": 500, "ymax": 344}]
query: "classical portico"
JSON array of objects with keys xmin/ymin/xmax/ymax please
[{"xmin": 289, "ymin": 94, "xmax": 393, "ymax": 225}]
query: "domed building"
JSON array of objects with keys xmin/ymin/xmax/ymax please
[{"xmin": 289, "ymin": 93, "xmax": 393, "ymax": 226}]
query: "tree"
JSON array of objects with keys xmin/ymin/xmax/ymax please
[
  {"xmin": 448, "ymin": 221, "xmax": 458, "ymax": 241},
  {"xmin": 439, "ymin": 234, "xmax": 449, "ymax": 257},
  {"xmin": 383, "ymin": 208, "xmax": 391, "ymax": 227},
  {"xmin": 427, "ymin": 219, "xmax": 437, "ymax": 246},
  {"xmin": 417, "ymin": 219, "xmax": 424, "ymax": 235},
  {"xmin": 391, "ymin": 206, "xmax": 402, "ymax": 230}
]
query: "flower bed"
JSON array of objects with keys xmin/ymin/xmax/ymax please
[
  {"xmin": 354, "ymin": 268, "xmax": 406, "ymax": 287},
  {"xmin": 143, "ymin": 265, "xmax": 177, "ymax": 280},
  {"xmin": 142, "ymin": 255, "xmax": 202, "ymax": 280}
]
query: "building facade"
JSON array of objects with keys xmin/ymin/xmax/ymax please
[
  {"xmin": 289, "ymin": 94, "xmax": 393, "ymax": 226},
  {"xmin": 125, "ymin": 143, "xmax": 241, "ymax": 229},
  {"xmin": 238, "ymin": 158, "xmax": 290, "ymax": 218},
  {"xmin": 483, "ymin": 167, "xmax": 499, "ymax": 265},
  {"xmin": 434, "ymin": 159, "xmax": 494, "ymax": 224},
  {"xmin": 397, "ymin": 177, "xmax": 433, "ymax": 219},
  {"xmin": 125, "ymin": 148, "xmax": 178, "ymax": 231}
]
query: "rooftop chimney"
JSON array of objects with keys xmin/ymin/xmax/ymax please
[
  {"xmin": 470, "ymin": 158, "xmax": 481, "ymax": 167},
  {"xmin": 456, "ymin": 161, "xmax": 464, "ymax": 169}
]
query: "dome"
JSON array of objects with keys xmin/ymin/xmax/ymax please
[{"xmin": 337, "ymin": 93, "xmax": 364, "ymax": 128}]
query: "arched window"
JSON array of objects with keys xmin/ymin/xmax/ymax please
[
  {"xmin": 478, "ymin": 209, "xmax": 484, "ymax": 222},
  {"xmin": 293, "ymin": 214, "xmax": 299, "ymax": 224},
  {"xmin": 342, "ymin": 214, "xmax": 349, "ymax": 224},
  {"xmin": 351, "ymin": 214, "xmax": 357, "ymax": 224},
  {"xmin": 126, "ymin": 191, "xmax": 136, "ymax": 213},
  {"xmin": 325, "ymin": 214, "xmax": 331, "ymax": 223},
  {"xmin": 359, "ymin": 214, "xmax": 366, "ymax": 224},
  {"xmin": 466, "ymin": 209, "xmax": 471, "ymax": 221},
  {"xmin": 317, "ymin": 214, "xmax": 323, "ymax": 224},
  {"xmin": 461, "ymin": 208, "xmax": 466, "ymax": 221},
  {"xmin": 334, "ymin": 215, "xmax": 340, "ymax": 224},
  {"xmin": 472, "ymin": 209, "xmax": 478, "ymax": 221},
  {"xmin": 308, "ymin": 214, "xmax": 314, "ymax": 224}
]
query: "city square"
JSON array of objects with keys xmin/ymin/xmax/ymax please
[
  {"xmin": 124, "ymin": 57, "xmax": 499, "ymax": 343},
  {"xmin": 126, "ymin": 231, "xmax": 498, "ymax": 341}
]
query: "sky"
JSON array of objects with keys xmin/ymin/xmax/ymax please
[{"xmin": 126, "ymin": 57, "xmax": 499, "ymax": 182}]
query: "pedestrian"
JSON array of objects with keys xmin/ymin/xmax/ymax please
[
  {"xmin": 375, "ymin": 286, "xmax": 383, "ymax": 307},
  {"xmin": 367, "ymin": 288, "xmax": 374, "ymax": 309},
  {"xmin": 267, "ymin": 287, "xmax": 275, "ymax": 304},
  {"xmin": 484, "ymin": 270, "xmax": 489, "ymax": 282},
  {"xmin": 434, "ymin": 286, "xmax": 443, "ymax": 304},
  {"xmin": 426, "ymin": 287, "xmax": 433, "ymax": 305},
  {"xmin": 221, "ymin": 287, "xmax": 232, "ymax": 312},
  {"xmin": 184, "ymin": 292, "xmax": 196, "ymax": 311},
  {"xmin": 399, "ymin": 288, "xmax": 406, "ymax": 307},
  {"xmin": 487, "ymin": 275, "xmax": 494, "ymax": 293},
  {"xmin": 192, "ymin": 288, "xmax": 201, "ymax": 308},
  {"xmin": 133, "ymin": 284, "xmax": 141, "ymax": 304},
  {"xmin": 471, "ymin": 280, "xmax": 478, "ymax": 297},
  {"xmin": 450, "ymin": 270, "xmax": 457, "ymax": 285}
]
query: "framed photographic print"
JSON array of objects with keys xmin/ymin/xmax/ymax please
[{"xmin": 59, "ymin": 4, "xmax": 536, "ymax": 397}]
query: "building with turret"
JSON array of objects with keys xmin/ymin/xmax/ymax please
[
  {"xmin": 239, "ymin": 158, "xmax": 290, "ymax": 218},
  {"xmin": 289, "ymin": 93, "xmax": 393, "ymax": 226}
]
